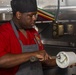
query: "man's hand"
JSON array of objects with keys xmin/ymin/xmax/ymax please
[
  {"xmin": 34, "ymin": 50, "xmax": 49, "ymax": 61},
  {"xmin": 34, "ymin": 50, "xmax": 56, "ymax": 67},
  {"xmin": 68, "ymin": 63, "xmax": 76, "ymax": 68}
]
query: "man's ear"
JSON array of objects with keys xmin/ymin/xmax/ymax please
[{"xmin": 16, "ymin": 11, "xmax": 21, "ymax": 19}]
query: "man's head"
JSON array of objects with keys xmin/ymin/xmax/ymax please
[{"xmin": 11, "ymin": 0, "xmax": 38, "ymax": 29}]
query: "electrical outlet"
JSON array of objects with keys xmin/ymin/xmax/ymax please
[
  {"xmin": 67, "ymin": 24, "xmax": 74, "ymax": 34},
  {"xmin": 58, "ymin": 24, "xmax": 64, "ymax": 36}
]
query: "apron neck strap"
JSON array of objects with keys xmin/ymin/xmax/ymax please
[{"xmin": 10, "ymin": 20, "xmax": 23, "ymax": 49}]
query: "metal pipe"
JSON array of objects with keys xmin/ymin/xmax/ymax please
[
  {"xmin": 0, "ymin": 6, "xmax": 11, "ymax": 13},
  {"xmin": 55, "ymin": 0, "xmax": 60, "ymax": 23}
]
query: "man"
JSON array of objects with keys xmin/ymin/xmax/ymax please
[{"xmin": 0, "ymin": 0, "xmax": 56, "ymax": 75}]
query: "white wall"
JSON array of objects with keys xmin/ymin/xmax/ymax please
[
  {"xmin": 0, "ymin": 0, "xmax": 76, "ymax": 7},
  {"xmin": 37, "ymin": 0, "xmax": 66, "ymax": 8},
  {"xmin": 67, "ymin": 0, "xmax": 76, "ymax": 6},
  {"xmin": 0, "ymin": 0, "xmax": 11, "ymax": 6}
]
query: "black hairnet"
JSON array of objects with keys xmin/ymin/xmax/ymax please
[{"xmin": 11, "ymin": 0, "xmax": 37, "ymax": 13}]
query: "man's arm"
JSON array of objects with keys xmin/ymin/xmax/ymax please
[
  {"xmin": 0, "ymin": 50, "xmax": 47, "ymax": 68},
  {"xmin": 42, "ymin": 57, "xmax": 57, "ymax": 68},
  {"xmin": 0, "ymin": 52, "xmax": 35, "ymax": 68}
]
